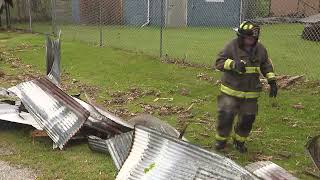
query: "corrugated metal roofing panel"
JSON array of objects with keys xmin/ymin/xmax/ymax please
[
  {"xmin": 88, "ymin": 131, "xmax": 133, "ymax": 171},
  {"xmin": 46, "ymin": 33, "xmax": 61, "ymax": 85},
  {"xmin": 74, "ymin": 98, "xmax": 133, "ymax": 135},
  {"xmin": 0, "ymin": 103, "xmax": 42, "ymax": 130},
  {"xmin": 105, "ymin": 131, "xmax": 134, "ymax": 170},
  {"xmin": 128, "ymin": 114, "xmax": 180, "ymax": 138},
  {"xmin": 245, "ymin": 161, "xmax": 298, "ymax": 180},
  {"xmin": 88, "ymin": 135, "xmax": 109, "ymax": 154},
  {"xmin": 306, "ymin": 135, "xmax": 320, "ymax": 171},
  {"xmin": 8, "ymin": 78, "xmax": 90, "ymax": 149},
  {"xmin": 116, "ymin": 126, "xmax": 257, "ymax": 180}
]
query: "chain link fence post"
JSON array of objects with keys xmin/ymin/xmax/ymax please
[
  {"xmin": 159, "ymin": 0, "xmax": 164, "ymax": 58},
  {"xmin": 28, "ymin": 0, "xmax": 32, "ymax": 32},
  {"xmin": 99, "ymin": 0, "xmax": 103, "ymax": 47}
]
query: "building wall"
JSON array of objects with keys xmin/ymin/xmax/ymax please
[
  {"xmin": 123, "ymin": 0, "xmax": 164, "ymax": 26},
  {"xmin": 79, "ymin": 0, "xmax": 122, "ymax": 25},
  {"xmin": 123, "ymin": 0, "xmax": 240, "ymax": 27},
  {"xmin": 56, "ymin": 0, "xmax": 73, "ymax": 23},
  {"xmin": 187, "ymin": 0, "xmax": 241, "ymax": 27},
  {"xmin": 72, "ymin": 0, "xmax": 80, "ymax": 23},
  {"xmin": 123, "ymin": 0, "xmax": 147, "ymax": 26},
  {"xmin": 271, "ymin": 0, "xmax": 320, "ymax": 17}
]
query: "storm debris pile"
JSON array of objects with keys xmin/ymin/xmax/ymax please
[
  {"xmin": 261, "ymin": 75, "xmax": 304, "ymax": 90},
  {"xmin": 0, "ymin": 77, "xmax": 300, "ymax": 179},
  {"xmin": 0, "ymin": 35, "xmax": 300, "ymax": 180}
]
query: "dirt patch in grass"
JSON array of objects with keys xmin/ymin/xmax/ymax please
[
  {"xmin": 0, "ymin": 145, "xmax": 14, "ymax": 156},
  {"xmin": 105, "ymin": 88, "xmax": 161, "ymax": 105},
  {"xmin": 161, "ymin": 55, "xmax": 211, "ymax": 69},
  {"xmin": 0, "ymin": 161, "xmax": 37, "ymax": 180}
]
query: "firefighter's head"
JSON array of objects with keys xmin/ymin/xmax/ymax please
[{"xmin": 236, "ymin": 21, "xmax": 260, "ymax": 46}]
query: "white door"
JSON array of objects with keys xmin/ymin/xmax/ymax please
[{"xmin": 166, "ymin": 0, "xmax": 187, "ymax": 27}]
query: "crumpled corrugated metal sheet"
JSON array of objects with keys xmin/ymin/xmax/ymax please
[
  {"xmin": 245, "ymin": 161, "xmax": 298, "ymax": 180},
  {"xmin": 0, "ymin": 103, "xmax": 42, "ymax": 130},
  {"xmin": 116, "ymin": 125, "xmax": 257, "ymax": 180},
  {"xmin": 88, "ymin": 135, "xmax": 109, "ymax": 154},
  {"xmin": 88, "ymin": 114, "xmax": 181, "ymax": 171},
  {"xmin": 128, "ymin": 114, "xmax": 180, "ymax": 138},
  {"xmin": 105, "ymin": 131, "xmax": 134, "ymax": 170},
  {"xmin": 46, "ymin": 33, "xmax": 61, "ymax": 86},
  {"xmin": 74, "ymin": 98, "xmax": 133, "ymax": 136},
  {"xmin": 306, "ymin": 135, "xmax": 320, "ymax": 171},
  {"xmin": 88, "ymin": 131, "xmax": 134, "ymax": 171},
  {"xmin": 8, "ymin": 78, "xmax": 90, "ymax": 149}
]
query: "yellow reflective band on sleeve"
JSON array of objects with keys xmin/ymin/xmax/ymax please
[
  {"xmin": 215, "ymin": 134, "xmax": 229, "ymax": 141},
  {"xmin": 240, "ymin": 22, "xmax": 246, "ymax": 29},
  {"xmin": 266, "ymin": 72, "xmax": 276, "ymax": 80},
  {"xmin": 234, "ymin": 134, "xmax": 247, "ymax": 143},
  {"xmin": 243, "ymin": 25, "xmax": 249, "ymax": 30},
  {"xmin": 245, "ymin": 67, "xmax": 261, "ymax": 74},
  {"xmin": 224, "ymin": 59, "xmax": 234, "ymax": 70},
  {"xmin": 248, "ymin": 24, "xmax": 253, "ymax": 29},
  {"xmin": 221, "ymin": 84, "xmax": 260, "ymax": 99}
]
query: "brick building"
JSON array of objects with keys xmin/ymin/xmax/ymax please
[{"xmin": 270, "ymin": 0, "xmax": 320, "ymax": 17}]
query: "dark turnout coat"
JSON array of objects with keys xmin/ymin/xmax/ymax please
[{"xmin": 215, "ymin": 38, "xmax": 275, "ymax": 99}]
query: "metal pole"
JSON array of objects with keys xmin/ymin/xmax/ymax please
[
  {"xmin": 5, "ymin": 2, "xmax": 9, "ymax": 28},
  {"xmin": 28, "ymin": 0, "xmax": 32, "ymax": 32},
  {"xmin": 99, "ymin": 0, "xmax": 103, "ymax": 47},
  {"xmin": 268, "ymin": 0, "xmax": 272, "ymax": 17},
  {"xmin": 239, "ymin": 0, "xmax": 243, "ymax": 24},
  {"xmin": 159, "ymin": 0, "xmax": 164, "ymax": 58}
]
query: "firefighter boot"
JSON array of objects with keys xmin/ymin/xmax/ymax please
[
  {"xmin": 215, "ymin": 140, "xmax": 227, "ymax": 151},
  {"xmin": 215, "ymin": 111, "xmax": 235, "ymax": 151},
  {"xmin": 233, "ymin": 140, "xmax": 247, "ymax": 153},
  {"xmin": 233, "ymin": 114, "xmax": 256, "ymax": 153}
]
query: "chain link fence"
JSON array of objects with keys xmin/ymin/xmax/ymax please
[{"xmin": 5, "ymin": 0, "xmax": 320, "ymax": 78}]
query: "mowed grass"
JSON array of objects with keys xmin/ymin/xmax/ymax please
[
  {"xmin": 12, "ymin": 23, "xmax": 320, "ymax": 78},
  {"xmin": 0, "ymin": 31, "xmax": 319, "ymax": 179}
]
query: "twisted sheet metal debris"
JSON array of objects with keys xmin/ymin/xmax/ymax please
[
  {"xmin": 88, "ymin": 135, "xmax": 109, "ymax": 154},
  {"xmin": 0, "ymin": 103, "xmax": 42, "ymax": 130},
  {"xmin": 116, "ymin": 126, "xmax": 257, "ymax": 180},
  {"xmin": 306, "ymin": 135, "xmax": 320, "ymax": 171},
  {"xmin": 88, "ymin": 114, "xmax": 181, "ymax": 171},
  {"xmin": 8, "ymin": 78, "xmax": 90, "ymax": 149},
  {"xmin": 88, "ymin": 132, "xmax": 134, "ymax": 171},
  {"xmin": 105, "ymin": 131, "xmax": 134, "ymax": 170},
  {"xmin": 128, "ymin": 114, "xmax": 180, "ymax": 138},
  {"xmin": 46, "ymin": 33, "xmax": 61, "ymax": 86},
  {"xmin": 74, "ymin": 98, "xmax": 132, "ymax": 136},
  {"xmin": 245, "ymin": 161, "xmax": 298, "ymax": 180}
]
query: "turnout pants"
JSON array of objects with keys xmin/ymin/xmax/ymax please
[{"xmin": 216, "ymin": 93, "xmax": 258, "ymax": 142}]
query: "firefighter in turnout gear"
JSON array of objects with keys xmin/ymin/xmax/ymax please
[{"xmin": 214, "ymin": 21, "xmax": 278, "ymax": 153}]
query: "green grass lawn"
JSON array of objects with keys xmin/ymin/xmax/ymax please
[
  {"xmin": 0, "ymin": 31, "xmax": 319, "ymax": 179},
  {"xmin": 12, "ymin": 23, "xmax": 320, "ymax": 79}
]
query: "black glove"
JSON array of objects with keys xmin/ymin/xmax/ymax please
[
  {"xmin": 269, "ymin": 80, "xmax": 278, "ymax": 98},
  {"xmin": 233, "ymin": 61, "xmax": 246, "ymax": 73}
]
